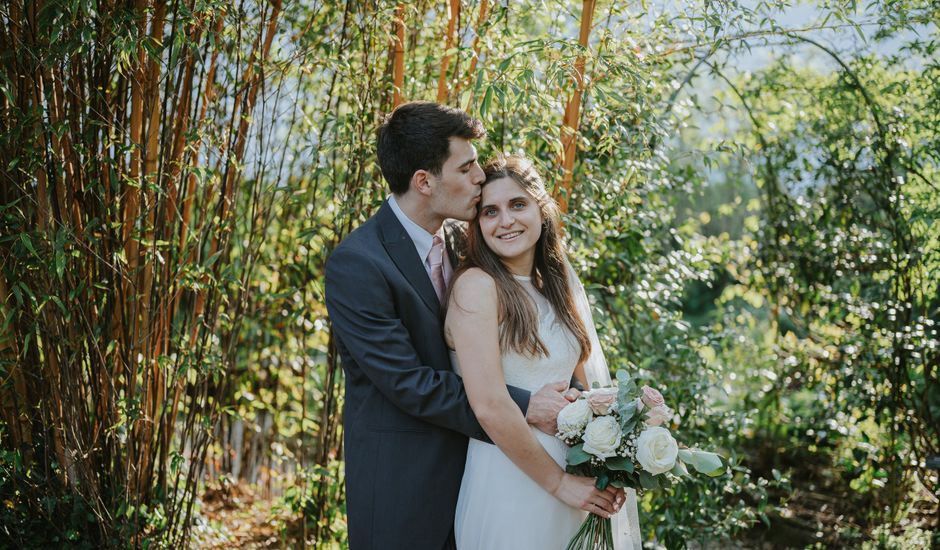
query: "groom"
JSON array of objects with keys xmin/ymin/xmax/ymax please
[{"xmin": 325, "ymin": 102, "xmax": 584, "ymax": 549}]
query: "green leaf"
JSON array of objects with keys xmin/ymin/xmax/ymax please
[
  {"xmin": 617, "ymin": 399, "xmax": 638, "ymax": 423},
  {"xmin": 20, "ymin": 233, "xmax": 37, "ymax": 256},
  {"xmin": 606, "ymin": 456, "xmax": 634, "ymax": 472},
  {"xmin": 480, "ymin": 86, "xmax": 493, "ymax": 117},
  {"xmin": 595, "ymin": 471, "xmax": 610, "ymax": 490},
  {"xmin": 49, "ymin": 295, "xmax": 68, "ymax": 316},
  {"xmin": 567, "ymin": 444, "xmax": 591, "ymax": 466},
  {"xmin": 671, "ymin": 461, "xmax": 690, "ymax": 478},
  {"xmin": 686, "ymin": 450, "xmax": 724, "ymax": 476},
  {"xmin": 54, "ymin": 228, "xmax": 66, "ymax": 280},
  {"xmin": 638, "ymin": 471, "xmax": 660, "ymax": 490}
]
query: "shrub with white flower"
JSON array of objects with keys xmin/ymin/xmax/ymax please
[{"xmin": 556, "ymin": 370, "xmax": 725, "ymax": 550}]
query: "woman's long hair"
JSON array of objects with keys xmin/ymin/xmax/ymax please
[{"xmin": 447, "ymin": 155, "xmax": 590, "ymax": 367}]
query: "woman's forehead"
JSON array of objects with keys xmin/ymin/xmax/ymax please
[{"xmin": 482, "ymin": 176, "xmax": 529, "ymax": 202}]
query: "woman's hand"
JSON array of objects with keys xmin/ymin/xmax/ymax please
[{"xmin": 551, "ymin": 473, "xmax": 624, "ymax": 517}]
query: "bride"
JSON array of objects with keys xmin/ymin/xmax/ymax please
[{"xmin": 444, "ymin": 155, "xmax": 640, "ymax": 549}]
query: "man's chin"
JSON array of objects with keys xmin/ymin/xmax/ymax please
[{"xmin": 451, "ymin": 208, "xmax": 477, "ymax": 222}]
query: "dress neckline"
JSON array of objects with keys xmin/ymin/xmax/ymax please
[{"xmin": 512, "ymin": 274, "xmax": 531, "ymax": 282}]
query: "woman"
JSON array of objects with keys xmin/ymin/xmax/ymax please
[{"xmin": 444, "ymin": 155, "xmax": 621, "ymax": 549}]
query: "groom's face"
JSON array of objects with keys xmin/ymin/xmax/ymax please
[{"xmin": 426, "ymin": 137, "xmax": 485, "ymax": 222}]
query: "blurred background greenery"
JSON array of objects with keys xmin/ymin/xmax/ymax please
[{"xmin": 0, "ymin": 0, "xmax": 937, "ymax": 548}]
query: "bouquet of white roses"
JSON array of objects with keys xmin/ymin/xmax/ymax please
[{"xmin": 556, "ymin": 370, "xmax": 724, "ymax": 549}]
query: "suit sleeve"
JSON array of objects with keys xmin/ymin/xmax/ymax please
[{"xmin": 325, "ymin": 246, "xmax": 530, "ymax": 440}]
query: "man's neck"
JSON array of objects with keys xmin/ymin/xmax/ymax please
[{"xmin": 394, "ymin": 192, "xmax": 443, "ymax": 235}]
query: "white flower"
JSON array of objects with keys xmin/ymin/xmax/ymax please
[
  {"xmin": 557, "ymin": 399, "xmax": 592, "ymax": 438},
  {"xmin": 636, "ymin": 427, "xmax": 679, "ymax": 475},
  {"xmin": 582, "ymin": 416, "xmax": 623, "ymax": 459},
  {"xmin": 644, "ymin": 405, "xmax": 674, "ymax": 427}
]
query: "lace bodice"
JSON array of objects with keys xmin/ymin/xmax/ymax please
[{"xmin": 450, "ymin": 275, "xmax": 580, "ymax": 392}]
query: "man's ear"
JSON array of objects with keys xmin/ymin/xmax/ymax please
[{"xmin": 411, "ymin": 169, "xmax": 433, "ymax": 196}]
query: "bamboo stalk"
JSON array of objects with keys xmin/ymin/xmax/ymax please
[
  {"xmin": 0, "ymin": 273, "xmax": 31, "ymax": 453},
  {"xmin": 436, "ymin": 0, "xmax": 460, "ymax": 103},
  {"xmin": 122, "ymin": 1, "xmax": 151, "ymax": 423},
  {"xmin": 392, "ymin": 3, "xmax": 406, "ymax": 107},
  {"xmin": 31, "ymin": 77, "xmax": 52, "ymax": 232},
  {"xmin": 557, "ymin": 0, "xmax": 596, "ymax": 214},
  {"xmin": 154, "ymin": 12, "xmax": 210, "ymax": 490},
  {"xmin": 180, "ymin": 15, "xmax": 223, "ymax": 258},
  {"xmin": 135, "ymin": 0, "xmax": 168, "ymax": 503}
]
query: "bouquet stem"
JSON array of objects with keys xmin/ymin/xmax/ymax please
[{"xmin": 565, "ymin": 513, "xmax": 613, "ymax": 550}]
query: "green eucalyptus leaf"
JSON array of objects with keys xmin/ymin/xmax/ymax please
[
  {"xmin": 567, "ymin": 444, "xmax": 591, "ymax": 466},
  {"xmin": 607, "ymin": 456, "xmax": 634, "ymax": 472},
  {"xmin": 618, "ymin": 399, "xmax": 638, "ymax": 422},
  {"xmin": 671, "ymin": 460, "xmax": 690, "ymax": 478},
  {"xmin": 688, "ymin": 450, "xmax": 724, "ymax": 476},
  {"xmin": 638, "ymin": 471, "xmax": 659, "ymax": 490}
]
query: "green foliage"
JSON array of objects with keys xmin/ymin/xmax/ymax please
[
  {"xmin": 278, "ymin": 460, "xmax": 347, "ymax": 548},
  {"xmin": 0, "ymin": 446, "xmax": 99, "ymax": 549},
  {"xmin": 1, "ymin": 0, "xmax": 937, "ymax": 547}
]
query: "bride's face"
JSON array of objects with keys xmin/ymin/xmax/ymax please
[{"xmin": 478, "ymin": 176, "xmax": 543, "ymax": 275}]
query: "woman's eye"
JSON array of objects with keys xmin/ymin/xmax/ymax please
[
  {"xmin": 512, "ymin": 201, "xmax": 526, "ymax": 209},
  {"xmin": 482, "ymin": 208, "xmax": 496, "ymax": 216}
]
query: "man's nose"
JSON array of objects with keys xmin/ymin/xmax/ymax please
[{"xmin": 471, "ymin": 163, "xmax": 485, "ymax": 185}]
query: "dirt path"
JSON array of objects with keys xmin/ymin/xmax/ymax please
[{"xmin": 190, "ymin": 482, "xmax": 298, "ymax": 549}]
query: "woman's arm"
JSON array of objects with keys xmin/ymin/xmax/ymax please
[{"xmin": 446, "ymin": 269, "xmax": 618, "ymax": 516}]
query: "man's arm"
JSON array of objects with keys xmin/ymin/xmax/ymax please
[{"xmin": 325, "ymin": 246, "xmax": 529, "ymax": 439}]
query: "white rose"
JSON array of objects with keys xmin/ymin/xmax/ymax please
[
  {"xmin": 636, "ymin": 427, "xmax": 679, "ymax": 475},
  {"xmin": 582, "ymin": 416, "xmax": 623, "ymax": 459},
  {"xmin": 644, "ymin": 405, "xmax": 674, "ymax": 427},
  {"xmin": 557, "ymin": 399, "xmax": 592, "ymax": 438}
]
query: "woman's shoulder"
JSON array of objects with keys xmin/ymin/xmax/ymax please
[
  {"xmin": 448, "ymin": 268, "xmax": 498, "ymax": 313},
  {"xmin": 452, "ymin": 267, "xmax": 496, "ymax": 292}
]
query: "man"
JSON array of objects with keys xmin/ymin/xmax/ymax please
[{"xmin": 325, "ymin": 102, "xmax": 596, "ymax": 550}]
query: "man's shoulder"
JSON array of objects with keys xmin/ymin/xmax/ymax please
[
  {"xmin": 333, "ymin": 208, "xmax": 385, "ymax": 250},
  {"xmin": 327, "ymin": 211, "xmax": 388, "ymax": 272}
]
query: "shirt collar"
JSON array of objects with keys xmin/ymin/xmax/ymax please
[{"xmin": 387, "ymin": 195, "xmax": 444, "ymax": 262}]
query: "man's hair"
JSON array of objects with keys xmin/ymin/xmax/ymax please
[{"xmin": 377, "ymin": 101, "xmax": 486, "ymax": 195}]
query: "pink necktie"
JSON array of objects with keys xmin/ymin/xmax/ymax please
[{"xmin": 428, "ymin": 235, "xmax": 446, "ymax": 302}]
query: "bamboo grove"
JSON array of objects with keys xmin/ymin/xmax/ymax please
[
  {"xmin": 0, "ymin": 0, "xmax": 290, "ymax": 545},
  {"xmin": 1, "ymin": 0, "xmax": 938, "ymax": 547}
]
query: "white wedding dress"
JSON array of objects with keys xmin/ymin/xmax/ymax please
[{"xmin": 452, "ymin": 274, "xmax": 587, "ymax": 549}]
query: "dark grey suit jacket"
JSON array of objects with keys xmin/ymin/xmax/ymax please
[{"xmin": 324, "ymin": 201, "xmax": 530, "ymax": 550}]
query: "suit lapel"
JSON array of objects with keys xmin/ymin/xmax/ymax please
[{"xmin": 378, "ymin": 202, "xmax": 442, "ymax": 315}]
